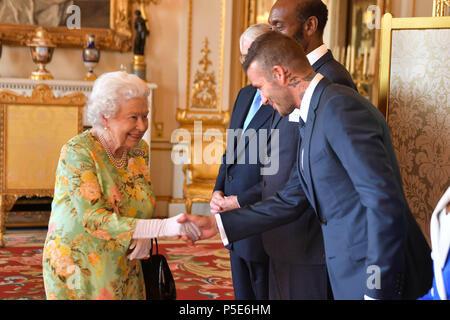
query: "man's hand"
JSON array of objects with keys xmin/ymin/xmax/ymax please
[
  {"xmin": 210, "ymin": 191, "xmax": 239, "ymax": 214},
  {"xmin": 218, "ymin": 195, "xmax": 240, "ymax": 212},
  {"xmin": 177, "ymin": 214, "xmax": 219, "ymax": 246},
  {"xmin": 210, "ymin": 191, "xmax": 225, "ymax": 214}
]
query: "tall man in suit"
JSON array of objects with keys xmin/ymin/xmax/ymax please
[
  {"xmin": 210, "ymin": 24, "xmax": 273, "ymax": 300},
  {"xmin": 180, "ymin": 31, "xmax": 433, "ymax": 300},
  {"xmin": 269, "ymin": 0, "xmax": 357, "ymax": 90},
  {"xmin": 215, "ymin": 0, "xmax": 356, "ymax": 300}
]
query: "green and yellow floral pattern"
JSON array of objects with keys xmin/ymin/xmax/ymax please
[{"xmin": 42, "ymin": 131, "xmax": 155, "ymax": 300}]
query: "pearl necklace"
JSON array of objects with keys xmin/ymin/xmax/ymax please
[{"xmin": 96, "ymin": 132, "xmax": 128, "ymax": 169}]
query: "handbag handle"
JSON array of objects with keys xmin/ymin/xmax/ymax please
[{"xmin": 149, "ymin": 238, "xmax": 159, "ymax": 256}]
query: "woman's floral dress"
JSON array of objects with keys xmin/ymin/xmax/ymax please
[{"xmin": 42, "ymin": 131, "xmax": 155, "ymax": 300}]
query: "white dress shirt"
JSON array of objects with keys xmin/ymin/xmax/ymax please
[
  {"xmin": 288, "ymin": 44, "xmax": 328, "ymax": 124},
  {"xmin": 306, "ymin": 43, "xmax": 328, "ymax": 66}
]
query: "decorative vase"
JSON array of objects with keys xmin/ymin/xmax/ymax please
[
  {"xmin": 82, "ymin": 34, "xmax": 100, "ymax": 81},
  {"xmin": 28, "ymin": 27, "xmax": 55, "ymax": 80},
  {"xmin": 131, "ymin": 54, "xmax": 146, "ymax": 81}
]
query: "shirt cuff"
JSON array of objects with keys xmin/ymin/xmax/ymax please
[
  {"xmin": 364, "ymin": 295, "xmax": 377, "ymax": 300},
  {"xmin": 215, "ymin": 214, "xmax": 229, "ymax": 247}
]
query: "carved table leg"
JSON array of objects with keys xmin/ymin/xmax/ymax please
[{"xmin": 0, "ymin": 195, "xmax": 19, "ymax": 247}]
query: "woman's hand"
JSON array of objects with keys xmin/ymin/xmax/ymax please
[
  {"xmin": 128, "ymin": 239, "xmax": 152, "ymax": 260},
  {"xmin": 133, "ymin": 214, "xmax": 202, "ymax": 241}
]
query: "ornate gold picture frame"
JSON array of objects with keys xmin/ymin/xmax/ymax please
[
  {"xmin": 378, "ymin": 13, "xmax": 450, "ymax": 244},
  {"xmin": 433, "ymin": 0, "xmax": 450, "ymax": 16},
  {"xmin": 0, "ymin": 0, "xmax": 133, "ymax": 52}
]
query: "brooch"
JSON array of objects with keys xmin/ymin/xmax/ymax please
[{"xmin": 132, "ymin": 148, "xmax": 145, "ymax": 157}]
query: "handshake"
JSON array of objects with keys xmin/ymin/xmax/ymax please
[
  {"xmin": 128, "ymin": 213, "xmax": 220, "ymax": 260},
  {"xmin": 174, "ymin": 190, "xmax": 239, "ymax": 244},
  {"xmin": 128, "ymin": 191, "xmax": 239, "ymax": 260}
]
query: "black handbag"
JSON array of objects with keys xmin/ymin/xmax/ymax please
[{"xmin": 140, "ymin": 239, "xmax": 177, "ymax": 300}]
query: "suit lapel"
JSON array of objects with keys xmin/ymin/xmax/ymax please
[
  {"xmin": 232, "ymin": 86, "xmax": 257, "ymax": 130},
  {"xmin": 225, "ymin": 87, "xmax": 256, "ymax": 170},
  {"xmin": 271, "ymin": 111, "xmax": 283, "ymax": 130},
  {"xmin": 311, "ymin": 50, "xmax": 333, "ymax": 73},
  {"xmin": 265, "ymin": 109, "xmax": 281, "ymax": 146},
  {"xmin": 301, "ymin": 77, "xmax": 331, "ymax": 214},
  {"xmin": 234, "ymin": 105, "xmax": 273, "ymax": 163},
  {"xmin": 246, "ymin": 104, "xmax": 273, "ymax": 133}
]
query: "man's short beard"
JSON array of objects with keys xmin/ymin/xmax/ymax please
[{"xmin": 293, "ymin": 23, "xmax": 304, "ymax": 43}]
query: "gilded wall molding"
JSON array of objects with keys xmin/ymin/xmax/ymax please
[
  {"xmin": 218, "ymin": 0, "xmax": 227, "ymax": 114},
  {"xmin": 185, "ymin": 0, "xmax": 194, "ymax": 111},
  {"xmin": 0, "ymin": 84, "xmax": 86, "ymax": 107},
  {"xmin": 179, "ymin": 0, "xmax": 230, "ymax": 128},
  {"xmin": 176, "ymin": 109, "xmax": 230, "ymax": 128},
  {"xmin": 433, "ymin": 0, "xmax": 450, "ymax": 16},
  {"xmin": 190, "ymin": 38, "xmax": 218, "ymax": 110},
  {"xmin": 0, "ymin": 107, "xmax": 3, "ymax": 194},
  {"xmin": 0, "ymin": 0, "xmax": 133, "ymax": 52}
]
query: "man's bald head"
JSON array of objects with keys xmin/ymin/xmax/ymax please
[{"xmin": 269, "ymin": 0, "xmax": 328, "ymax": 51}]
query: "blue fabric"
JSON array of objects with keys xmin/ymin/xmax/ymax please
[
  {"xmin": 419, "ymin": 253, "xmax": 450, "ymax": 300},
  {"xmin": 230, "ymin": 251, "xmax": 269, "ymax": 300},
  {"xmin": 242, "ymin": 90, "xmax": 261, "ymax": 133}
]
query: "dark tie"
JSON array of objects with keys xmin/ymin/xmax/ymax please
[
  {"xmin": 298, "ymin": 118, "xmax": 306, "ymax": 140},
  {"xmin": 299, "ymin": 118, "xmax": 306, "ymax": 178}
]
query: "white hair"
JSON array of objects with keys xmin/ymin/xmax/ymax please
[
  {"xmin": 239, "ymin": 23, "xmax": 272, "ymax": 53},
  {"xmin": 87, "ymin": 71, "xmax": 150, "ymax": 128}
]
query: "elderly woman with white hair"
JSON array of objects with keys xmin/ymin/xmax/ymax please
[{"xmin": 42, "ymin": 71, "xmax": 200, "ymax": 300}]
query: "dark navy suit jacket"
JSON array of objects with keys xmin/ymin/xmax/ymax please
[
  {"xmin": 213, "ymin": 84, "xmax": 273, "ymax": 262},
  {"xmin": 220, "ymin": 78, "xmax": 433, "ymax": 300},
  {"xmin": 246, "ymin": 50, "xmax": 357, "ymax": 265},
  {"xmin": 313, "ymin": 50, "xmax": 357, "ymax": 91}
]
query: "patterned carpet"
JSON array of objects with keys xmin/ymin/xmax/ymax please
[{"xmin": 0, "ymin": 229, "xmax": 234, "ymax": 300}]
